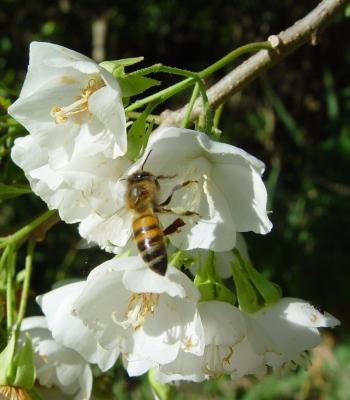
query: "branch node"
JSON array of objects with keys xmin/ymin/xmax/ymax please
[{"xmin": 268, "ymin": 35, "xmax": 282, "ymax": 50}]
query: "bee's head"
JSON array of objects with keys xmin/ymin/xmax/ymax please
[{"xmin": 127, "ymin": 170, "xmax": 156, "ymax": 184}]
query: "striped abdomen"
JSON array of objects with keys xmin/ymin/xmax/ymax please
[{"xmin": 132, "ymin": 213, "xmax": 167, "ymax": 275}]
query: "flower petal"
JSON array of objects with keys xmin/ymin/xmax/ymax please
[
  {"xmin": 37, "ymin": 282, "xmax": 119, "ymax": 371},
  {"xmin": 88, "ymin": 85, "xmax": 126, "ymax": 158}
]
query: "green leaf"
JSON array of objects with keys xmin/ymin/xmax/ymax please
[
  {"xmin": 13, "ymin": 335, "xmax": 36, "ymax": 390},
  {"xmin": 126, "ymin": 105, "xmax": 153, "ymax": 161},
  {"xmin": 118, "ymin": 75, "xmax": 160, "ymax": 98},
  {"xmin": 0, "ymin": 335, "xmax": 15, "ymax": 385},
  {"xmin": 100, "ymin": 57, "xmax": 144, "ymax": 74},
  {"xmin": 0, "ymin": 183, "xmax": 32, "ymax": 201}
]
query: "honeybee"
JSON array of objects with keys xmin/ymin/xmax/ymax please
[{"xmin": 126, "ymin": 153, "xmax": 197, "ymax": 276}]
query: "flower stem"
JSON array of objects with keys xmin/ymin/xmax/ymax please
[
  {"xmin": 199, "ymin": 41, "xmax": 271, "ymax": 78},
  {"xmin": 126, "ymin": 111, "xmax": 161, "ymax": 125},
  {"xmin": 182, "ymin": 84, "xmax": 199, "ymax": 128},
  {"xmin": 6, "ymin": 246, "xmax": 16, "ymax": 332},
  {"xmin": 16, "ymin": 239, "xmax": 35, "ymax": 332},
  {"xmin": 213, "ymin": 103, "xmax": 224, "ymax": 129},
  {"xmin": 125, "ymin": 41, "xmax": 272, "ymax": 113},
  {"xmin": 0, "ymin": 209, "xmax": 57, "ymax": 249},
  {"xmin": 127, "ymin": 64, "xmax": 212, "ymax": 132},
  {"xmin": 0, "ymin": 245, "xmax": 10, "ymax": 273}
]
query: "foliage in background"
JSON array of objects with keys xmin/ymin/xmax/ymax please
[{"xmin": 0, "ymin": 0, "xmax": 349, "ymax": 398}]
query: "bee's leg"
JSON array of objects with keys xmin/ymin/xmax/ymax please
[
  {"xmin": 163, "ymin": 218, "xmax": 186, "ymax": 236},
  {"xmin": 156, "ymin": 174, "xmax": 177, "ymax": 180},
  {"xmin": 159, "ymin": 180, "xmax": 198, "ymax": 207},
  {"xmin": 154, "ymin": 206, "xmax": 199, "ymax": 217},
  {"xmin": 154, "ymin": 175, "xmax": 177, "ymax": 189}
]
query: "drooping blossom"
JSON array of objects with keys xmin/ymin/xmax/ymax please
[
  {"xmin": 155, "ymin": 300, "xmax": 267, "ymax": 383},
  {"xmin": 251, "ymin": 297, "xmax": 340, "ymax": 370},
  {"xmin": 80, "ymin": 127, "xmax": 272, "ymax": 253},
  {"xmin": 9, "ymin": 42, "xmax": 130, "ymax": 225},
  {"xmin": 8, "ymin": 41, "xmax": 127, "ymax": 159},
  {"xmin": 72, "ymin": 256, "xmax": 204, "ymax": 376},
  {"xmin": 21, "ymin": 316, "xmax": 93, "ymax": 400},
  {"xmin": 155, "ymin": 297, "xmax": 340, "ymax": 383},
  {"xmin": 37, "ymin": 281, "xmax": 120, "ymax": 371}
]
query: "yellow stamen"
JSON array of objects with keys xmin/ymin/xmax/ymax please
[
  {"xmin": 223, "ymin": 346, "xmax": 234, "ymax": 365},
  {"xmin": 127, "ymin": 293, "xmax": 160, "ymax": 330},
  {"xmin": 50, "ymin": 78, "xmax": 103, "ymax": 124},
  {"xmin": 0, "ymin": 386, "xmax": 32, "ymax": 400}
]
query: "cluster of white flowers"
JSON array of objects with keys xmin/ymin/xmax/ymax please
[
  {"xmin": 9, "ymin": 42, "xmax": 340, "ymax": 398},
  {"xmin": 21, "ymin": 263, "xmax": 339, "ymax": 399}
]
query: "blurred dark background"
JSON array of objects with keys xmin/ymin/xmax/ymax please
[{"xmin": 1, "ymin": 0, "xmax": 349, "ymax": 398}]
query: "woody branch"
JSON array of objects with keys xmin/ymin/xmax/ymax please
[{"xmin": 160, "ymin": 0, "xmax": 348, "ymax": 126}]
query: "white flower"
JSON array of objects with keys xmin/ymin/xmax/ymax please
[
  {"xmin": 156, "ymin": 301, "xmax": 266, "ymax": 383},
  {"xmin": 36, "ymin": 281, "xmax": 120, "ymax": 371},
  {"xmin": 21, "ymin": 316, "xmax": 93, "ymax": 400},
  {"xmin": 8, "ymin": 41, "xmax": 127, "ymax": 159},
  {"xmin": 11, "ymin": 134, "xmax": 131, "ymax": 223},
  {"xmin": 251, "ymin": 297, "xmax": 340, "ymax": 370},
  {"xmin": 79, "ymin": 127, "xmax": 272, "ymax": 253},
  {"xmin": 72, "ymin": 256, "xmax": 204, "ymax": 376},
  {"xmin": 9, "ymin": 42, "xmax": 130, "ymax": 225}
]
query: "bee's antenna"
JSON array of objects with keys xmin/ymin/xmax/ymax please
[{"xmin": 141, "ymin": 150, "xmax": 152, "ymax": 171}]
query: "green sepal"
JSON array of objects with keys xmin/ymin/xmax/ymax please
[
  {"xmin": 118, "ymin": 75, "xmax": 160, "ymax": 98},
  {"xmin": 0, "ymin": 334, "xmax": 15, "ymax": 385},
  {"xmin": 126, "ymin": 104, "xmax": 153, "ymax": 161},
  {"xmin": 148, "ymin": 368, "xmax": 171, "ymax": 400},
  {"xmin": 196, "ymin": 251, "xmax": 221, "ymax": 283},
  {"xmin": 100, "ymin": 57, "xmax": 144, "ymax": 74},
  {"xmin": 0, "ymin": 183, "xmax": 32, "ymax": 201},
  {"xmin": 196, "ymin": 281, "xmax": 236, "ymax": 304},
  {"xmin": 231, "ymin": 262, "xmax": 260, "ymax": 313},
  {"xmin": 242, "ymin": 260, "xmax": 282, "ymax": 305},
  {"xmin": 101, "ymin": 57, "xmax": 160, "ymax": 98},
  {"xmin": 12, "ymin": 335, "xmax": 36, "ymax": 390},
  {"xmin": 169, "ymin": 250, "xmax": 195, "ymax": 270},
  {"xmin": 194, "ymin": 251, "xmax": 235, "ymax": 304}
]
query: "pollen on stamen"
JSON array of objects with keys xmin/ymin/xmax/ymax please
[
  {"xmin": 111, "ymin": 293, "xmax": 160, "ymax": 330},
  {"xmin": 127, "ymin": 293, "xmax": 160, "ymax": 330},
  {"xmin": 223, "ymin": 346, "xmax": 234, "ymax": 365},
  {"xmin": 50, "ymin": 78, "xmax": 103, "ymax": 125},
  {"xmin": 50, "ymin": 105, "xmax": 68, "ymax": 124},
  {"xmin": 0, "ymin": 385, "xmax": 32, "ymax": 400},
  {"xmin": 183, "ymin": 337, "xmax": 194, "ymax": 351}
]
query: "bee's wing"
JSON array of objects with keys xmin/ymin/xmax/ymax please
[{"xmin": 79, "ymin": 206, "xmax": 133, "ymax": 254}]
